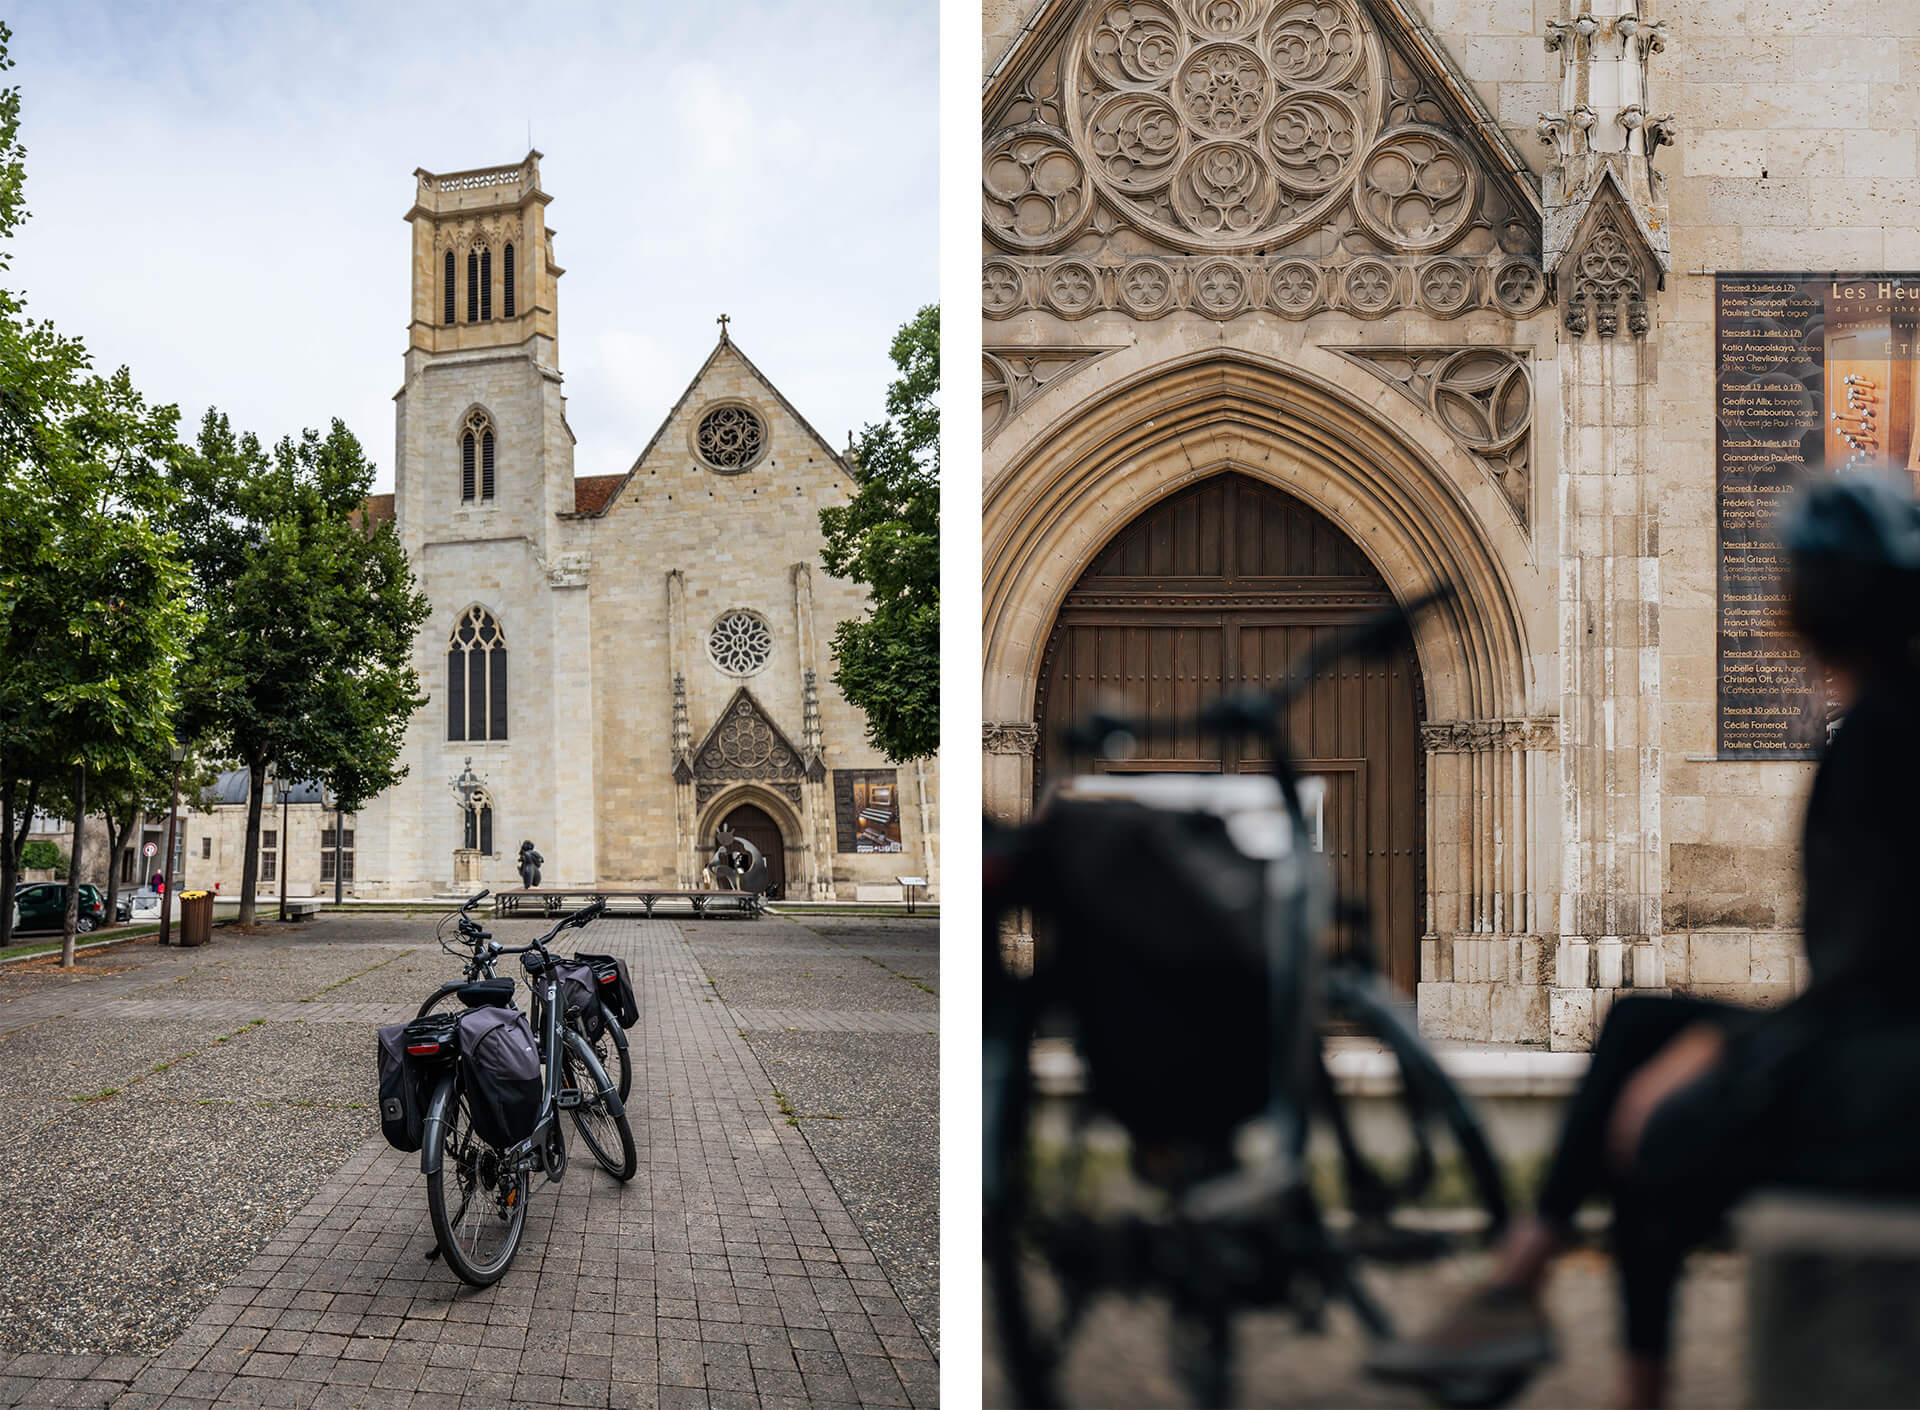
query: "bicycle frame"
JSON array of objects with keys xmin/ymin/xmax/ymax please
[{"xmin": 419, "ymin": 909, "xmax": 627, "ymax": 1181}]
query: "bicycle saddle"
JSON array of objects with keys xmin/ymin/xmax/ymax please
[{"xmin": 456, "ymin": 978, "xmax": 515, "ymax": 1008}]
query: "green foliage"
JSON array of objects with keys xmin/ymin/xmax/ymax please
[
  {"xmin": 818, "ymin": 305, "xmax": 939, "ymax": 762},
  {"xmin": 19, "ymin": 839, "xmax": 62, "ymax": 874},
  {"xmin": 173, "ymin": 412, "xmax": 429, "ymax": 916}
]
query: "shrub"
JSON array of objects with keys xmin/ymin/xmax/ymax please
[{"xmin": 20, "ymin": 841, "xmax": 67, "ymax": 876}]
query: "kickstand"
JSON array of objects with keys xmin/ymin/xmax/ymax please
[{"xmin": 425, "ymin": 1243, "xmax": 442, "ymax": 1262}]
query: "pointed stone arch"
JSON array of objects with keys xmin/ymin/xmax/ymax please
[{"xmin": 984, "ymin": 347, "xmax": 1551, "ymax": 946}]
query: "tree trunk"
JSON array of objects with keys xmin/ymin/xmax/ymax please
[
  {"xmin": 239, "ymin": 757, "xmax": 266, "ymax": 926},
  {"xmin": 4, "ymin": 777, "xmax": 39, "ymax": 946},
  {"xmin": 101, "ymin": 805, "xmax": 132, "ymax": 936},
  {"xmin": 1, "ymin": 778, "xmax": 13, "ymax": 948},
  {"xmin": 61, "ymin": 763, "xmax": 85, "ymax": 967}
]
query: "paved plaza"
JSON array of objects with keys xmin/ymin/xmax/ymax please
[{"xmin": 0, "ymin": 909, "xmax": 938, "ymax": 1409}]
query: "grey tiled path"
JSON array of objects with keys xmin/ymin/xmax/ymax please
[{"xmin": 0, "ymin": 917, "xmax": 937, "ymax": 1408}]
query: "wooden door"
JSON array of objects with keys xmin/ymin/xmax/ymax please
[
  {"xmin": 720, "ymin": 803, "xmax": 785, "ymax": 900},
  {"xmin": 1034, "ymin": 473, "xmax": 1426, "ymax": 989}
]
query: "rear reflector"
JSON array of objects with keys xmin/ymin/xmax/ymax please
[{"xmin": 407, "ymin": 1043, "xmax": 443, "ymax": 1056}]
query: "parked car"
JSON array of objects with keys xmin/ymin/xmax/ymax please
[{"xmin": 13, "ymin": 882, "xmax": 107, "ymax": 933}]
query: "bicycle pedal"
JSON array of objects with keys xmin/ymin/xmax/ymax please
[{"xmin": 556, "ymin": 1088, "xmax": 584, "ymax": 1109}]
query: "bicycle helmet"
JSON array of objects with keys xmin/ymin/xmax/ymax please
[{"xmin": 1781, "ymin": 472, "xmax": 1920, "ymax": 661}]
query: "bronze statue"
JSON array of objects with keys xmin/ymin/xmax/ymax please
[{"xmin": 517, "ymin": 840, "xmax": 543, "ymax": 889}]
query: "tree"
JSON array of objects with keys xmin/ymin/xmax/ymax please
[
  {"xmin": 818, "ymin": 304, "xmax": 939, "ymax": 762},
  {"xmin": 0, "ymin": 27, "xmax": 192, "ymax": 961},
  {"xmin": 175, "ymin": 414, "xmax": 429, "ymax": 923}
]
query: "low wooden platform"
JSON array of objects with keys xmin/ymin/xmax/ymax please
[{"xmin": 493, "ymin": 888, "xmax": 764, "ymax": 920}]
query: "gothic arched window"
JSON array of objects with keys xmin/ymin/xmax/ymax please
[
  {"xmin": 479, "ymin": 248, "xmax": 492, "ymax": 321},
  {"xmin": 460, "ymin": 409, "xmax": 494, "ymax": 504},
  {"xmin": 503, "ymin": 243, "xmax": 515, "ymax": 318},
  {"xmin": 467, "ymin": 249, "xmax": 480, "ymax": 323},
  {"xmin": 464, "ymin": 788, "xmax": 494, "ymax": 854},
  {"xmin": 443, "ymin": 250, "xmax": 455, "ymax": 325},
  {"xmin": 447, "ymin": 606, "xmax": 508, "ymax": 742}
]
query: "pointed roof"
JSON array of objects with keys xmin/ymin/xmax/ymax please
[{"xmin": 578, "ymin": 329, "xmax": 855, "ymax": 519}]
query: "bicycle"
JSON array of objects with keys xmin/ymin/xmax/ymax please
[
  {"xmin": 419, "ymin": 889, "xmax": 632, "ymax": 1102},
  {"xmin": 418, "ymin": 897, "xmax": 637, "ymax": 1286},
  {"xmin": 984, "ymin": 594, "xmax": 1526, "ymax": 1410}
]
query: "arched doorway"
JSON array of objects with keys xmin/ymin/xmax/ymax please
[
  {"xmin": 1033, "ymin": 472, "xmax": 1425, "ymax": 988},
  {"xmin": 718, "ymin": 802, "xmax": 785, "ymax": 900}
]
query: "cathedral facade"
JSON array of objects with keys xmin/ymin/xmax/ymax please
[
  {"xmin": 349, "ymin": 153, "xmax": 938, "ymax": 901},
  {"xmin": 983, "ymin": 0, "xmax": 1920, "ymax": 1047}
]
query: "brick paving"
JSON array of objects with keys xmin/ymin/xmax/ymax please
[
  {"xmin": 727, "ymin": 1011, "xmax": 935, "ymax": 1036},
  {"xmin": 0, "ymin": 916, "xmax": 938, "ymax": 1408}
]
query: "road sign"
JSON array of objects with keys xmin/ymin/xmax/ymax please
[{"xmin": 142, "ymin": 842, "xmax": 158, "ymax": 858}]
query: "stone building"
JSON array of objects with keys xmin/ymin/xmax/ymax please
[
  {"xmin": 982, "ymin": 0, "xmax": 1917, "ymax": 1047},
  {"xmin": 342, "ymin": 153, "xmax": 937, "ymax": 901}
]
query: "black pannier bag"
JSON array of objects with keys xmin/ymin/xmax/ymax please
[
  {"xmin": 1023, "ymin": 797, "xmax": 1283, "ymax": 1148},
  {"xmin": 376, "ymin": 1011, "xmax": 460, "ymax": 1153},
  {"xmin": 576, "ymin": 952, "xmax": 638, "ymax": 1030},
  {"xmin": 554, "ymin": 959, "xmax": 604, "ymax": 1039},
  {"xmin": 456, "ymin": 1005, "xmax": 544, "ymax": 1149}
]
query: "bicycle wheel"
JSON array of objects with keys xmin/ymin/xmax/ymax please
[
  {"xmin": 561, "ymin": 1032, "xmax": 636, "ymax": 1180},
  {"xmin": 579, "ymin": 1004, "xmax": 631, "ymax": 1102},
  {"xmin": 418, "ymin": 985, "xmax": 463, "ymax": 1019},
  {"xmin": 425, "ymin": 1073, "xmax": 529, "ymax": 1286}
]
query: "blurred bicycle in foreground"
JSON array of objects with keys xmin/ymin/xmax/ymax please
[{"xmin": 984, "ymin": 592, "xmax": 1530, "ymax": 1409}]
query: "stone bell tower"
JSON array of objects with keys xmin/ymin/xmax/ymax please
[
  {"xmin": 364, "ymin": 150, "xmax": 597, "ymax": 898},
  {"xmin": 393, "ymin": 150, "xmax": 575, "ymax": 556}
]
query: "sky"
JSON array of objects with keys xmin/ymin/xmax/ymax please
[{"xmin": 2, "ymin": 0, "xmax": 937, "ymax": 491}]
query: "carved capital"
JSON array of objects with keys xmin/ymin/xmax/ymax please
[
  {"xmin": 1421, "ymin": 716, "xmax": 1560, "ymax": 753},
  {"xmin": 983, "ymin": 722, "xmax": 1040, "ymax": 756}
]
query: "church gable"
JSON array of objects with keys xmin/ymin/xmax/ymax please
[
  {"xmin": 680, "ymin": 687, "xmax": 816, "ymax": 810},
  {"xmin": 981, "ymin": 0, "xmax": 1549, "ymax": 324},
  {"xmin": 578, "ymin": 333, "xmax": 854, "ymax": 520}
]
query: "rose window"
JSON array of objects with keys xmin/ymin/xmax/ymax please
[
  {"xmin": 708, "ymin": 611, "xmax": 773, "ymax": 677},
  {"xmin": 696, "ymin": 405, "xmax": 766, "ymax": 470}
]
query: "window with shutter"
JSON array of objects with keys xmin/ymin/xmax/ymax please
[
  {"xmin": 480, "ymin": 248, "xmax": 492, "ymax": 321},
  {"xmin": 467, "ymin": 249, "xmax": 479, "ymax": 322},
  {"xmin": 503, "ymin": 243, "xmax": 515, "ymax": 318},
  {"xmin": 444, "ymin": 250, "xmax": 455, "ymax": 324}
]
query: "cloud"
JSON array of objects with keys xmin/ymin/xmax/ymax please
[{"xmin": 3, "ymin": 0, "xmax": 936, "ymax": 490}]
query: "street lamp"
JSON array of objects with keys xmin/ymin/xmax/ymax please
[
  {"xmin": 158, "ymin": 744, "xmax": 186, "ymax": 947},
  {"xmin": 276, "ymin": 772, "xmax": 292, "ymax": 924}
]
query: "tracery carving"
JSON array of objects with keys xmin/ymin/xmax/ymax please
[
  {"xmin": 983, "ymin": 250, "xmax": 1547, "ymax": 322},
  {"xmin": 708, "ymin": 610, "xmax": 773, "ymax": 676},
  {"xmin": 1334, "ymin": 345, "xmax": 1534, "ymax": 524},
  {"xmin": 1060, "ymin": 0, "xmax": 1384, "ymax": 254},
  {"xmin": 983, "ymin": 345, "xmax": 1126, "ymax": 442},
  {"xmin": 689, "ymin": 691, "xmax": 806, "ymax": 801},
  {"xmin": 984, "ymin": 0, "xmax": 1547, "ymax": 318},
  {"xmin": 984, "ymin": 130, "xmax": 1092, "ymax": 251},
  {"xmin": 1563, "ymin": 205, "xmax": 1650, "ymax": 339},
  {"xmin": 983, "ymin": 722, "xmax": 1042, "ymax": 756},
  {"xmin": 696, "ymin": 404, "xmax": 766, "ymax": 470}
]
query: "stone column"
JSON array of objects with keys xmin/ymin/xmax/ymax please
[
  {"xmin": 667, "ymin": 570, "xmax": 698, "ymax": 887},
  {"xmin": 1540, "ymin": 0, "xmax": 1674, "ymax": 1050},
  {"xmin": 790, "ymin": 563, "xmax": 835, "ymax": 898},
  {"xmin": 984, "ymin": 722, "xmax": 1039, "ymax": 972},
  {"xmin": 1418, "ymin": 717, "xmax": 1556, "ymax": 1043}
]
